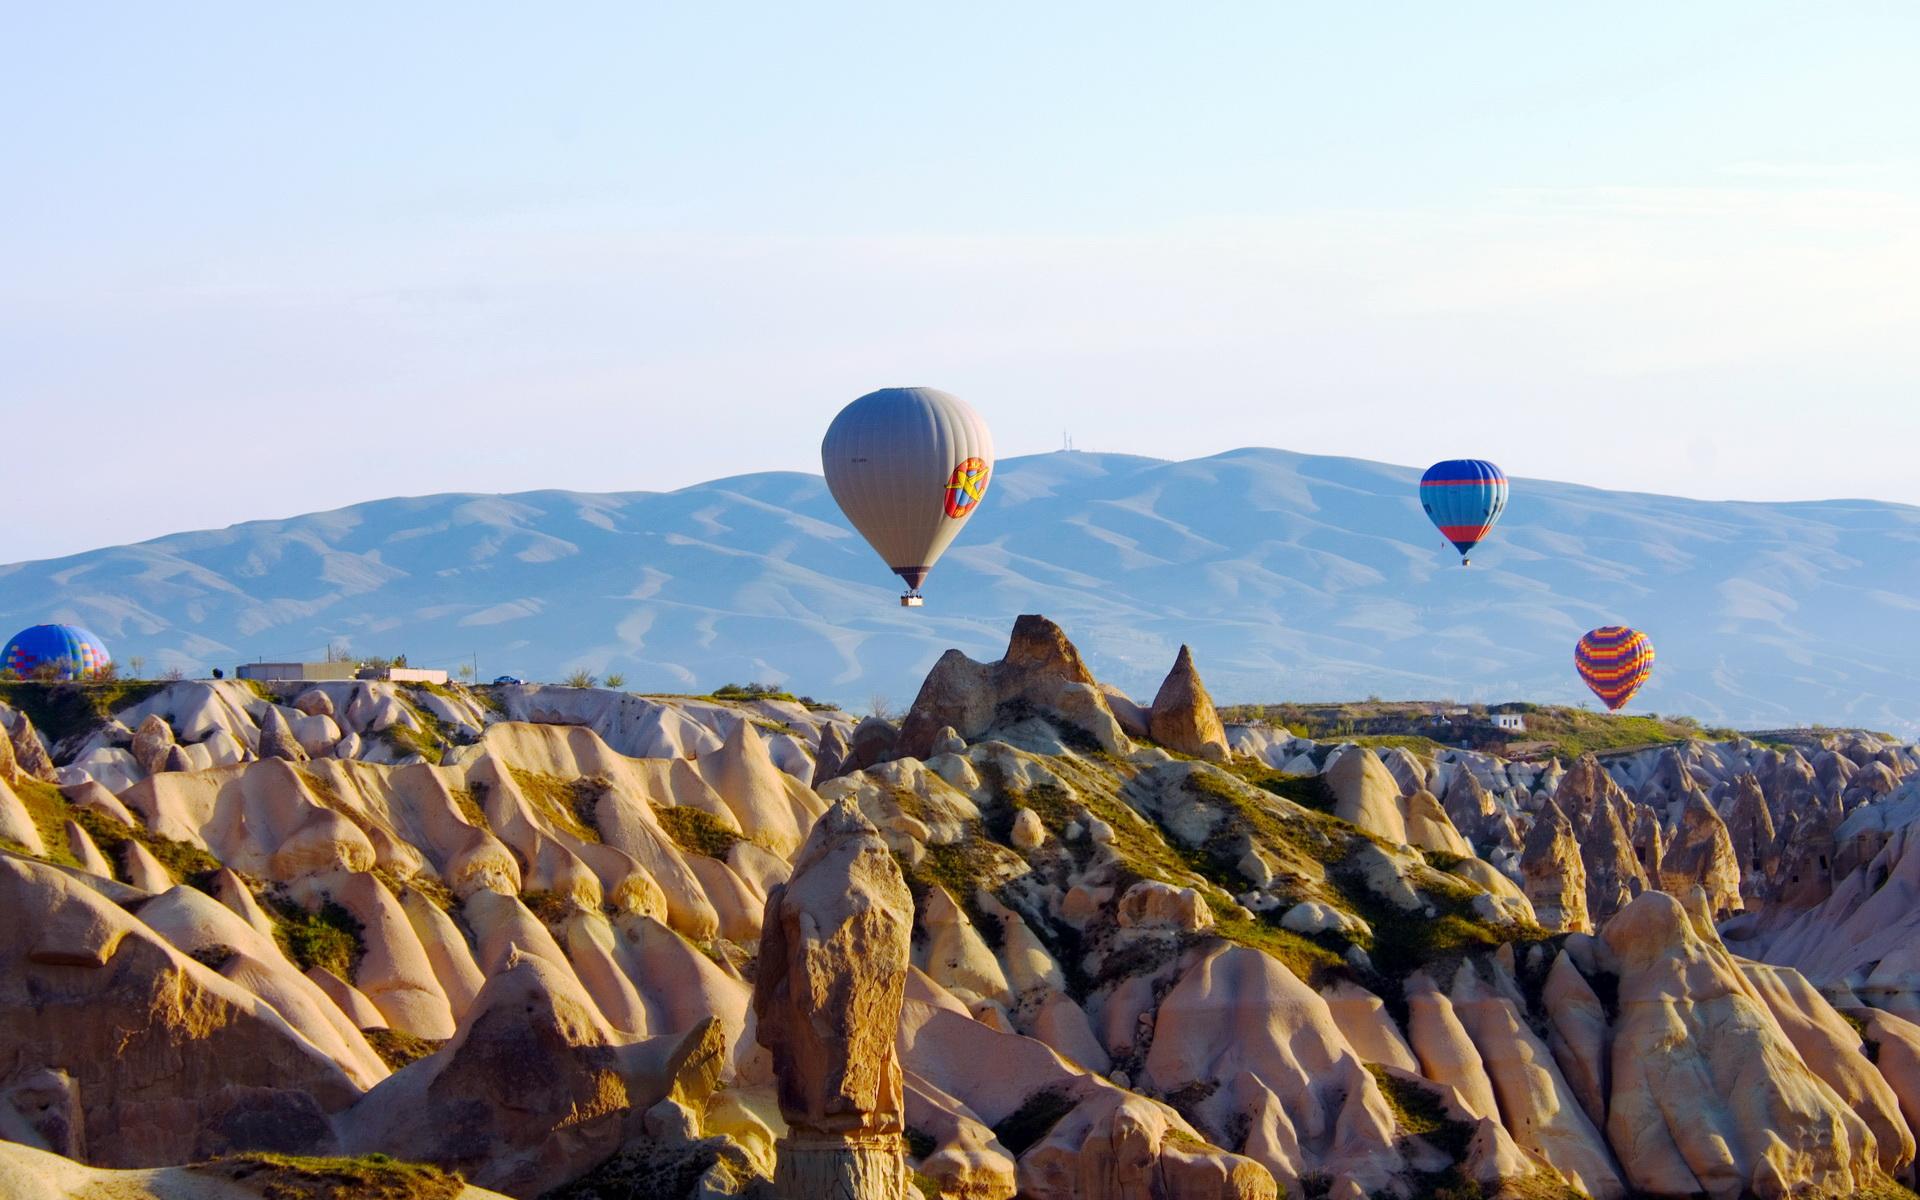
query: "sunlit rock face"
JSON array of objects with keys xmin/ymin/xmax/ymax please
[
  {"xmin": 7, "ymin": 624, "xmax": 1920, "ymax": 1199},
  {"xmin": 754, "ymin": 799, "xmax": 914, "ymax": 1200}
]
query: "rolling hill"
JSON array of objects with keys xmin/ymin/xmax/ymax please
[{"xmin": 6, "ymin": 448, "xmax": 1920, "ymax": 730}]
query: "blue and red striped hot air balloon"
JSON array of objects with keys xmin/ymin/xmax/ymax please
[
  {"xmin": 1575, "ymin": 626, "xmax": 1655, "ymax": 711},
  {"xmin": 1420, "ymin": 459, "xmax": 1509, "ymax": 565}
]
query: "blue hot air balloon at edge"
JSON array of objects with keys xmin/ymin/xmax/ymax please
[
  {"xmin": 2, "ymin": 624, "xmax": 113, "ymax": 680},
  {"xmin": 1420, "ymin": 459, "xmax": 1509, "ymax": 566}
]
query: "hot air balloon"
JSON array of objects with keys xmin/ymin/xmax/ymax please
[
  {"xmin": 1420, "ymin": 459, "xmax": 1508, "ymax": 565},
  {"xmin": 3, "ymin": 624, "xmax": 112, "ymax": 680},
  {"xmin": 821, "ymin": 387, "xmax": 993, "ymax": 606},
  {"xmin": 1575, "ymin": 626, "xmax": 1654, "ymax": 711}
]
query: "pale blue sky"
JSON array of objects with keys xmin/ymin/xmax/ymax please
[{"xmin": 4, "ymin": 3, "xmax": 1918, "ymax": 561}]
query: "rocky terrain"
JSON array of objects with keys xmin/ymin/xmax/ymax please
[
  {"xmin": 9, "ymin": 448, "xmax": 1920, "ymax": 731},
  {"xmin": 7, "ymin": 615, "xmax": 1920, "ymax": 1198}
]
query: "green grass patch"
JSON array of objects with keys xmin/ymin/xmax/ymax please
[
  {"xmin": 12, "ymin": 777, "xmax": 81, "ymax": 868},
  {"xmin": 447, "ymin": 786, "xmax": 490, "ymax": 831},
  {"xmin": 708, "ymin": 681, "xmax": 800, "ymax": 704},
  {"xmin": 1220, "ymin": 698, "xmax": 1742, "ymax": 763},
  {"xmin": 0, "ymin": 680, "xmax": 164, "ymax": 746},
  {"xmin": 916, "ymin": 837, "xmax": 1022, "ymax": 906},
  {"xmin": 650, "ymin": 803, "xmax": 743, "ymax": 860},
  {"xmin": 1205, "ymin": 897, "xmax": 1348, "ymax": 989},
  {"xmin": 402, "ymin": 687, "xmax": 461, "ymax": 741},
  {"xmin": 297, "ymin": 768, "xmax": 345, "ymax": 808},
  {"xmin": 1366, "ymin": 1064, "xmax": 1473, "ymax": 1160},
  {"xmin": 1163, "ymin": 1126, "xmax": 1211, "ymax": 1151},
  {"xmin": 1218, "ymin": 759, "xmax": 1336, "ymax": 813},
  {"xmin": 507, "ymin": 768, "xmax": 604, "ymax": 843},
  {"xmin": 991, "ymin": 759, "xmax": 1366, "ymax": 989},
  {"xmin": 265, "ymin": 891, "xmax": 365, "ymax": 980},
  {"xmin": 1522, "ymin": 709, "xmax": 1693, "ymax": 759},
  {"xmin": 894, "ymin": 833, "xmax": 1030, "ymax": 953},
  {"xmin": 1851, "ymin": 1180, "xmax": 1920, "ymax": 1200},
  {"xmin": 1334, "ymin": 862, "xmax": 1525, "ymax": 985},
  {"xmin": 1348, "ymin": 734, "xmax": 1445, "ymax": 755},
  {"xmin": 377, "ymin": 867, "xmax": 456, "ymax": 913},
  {"xmin": 363, "ymin": 1028, "xmax": 444, "ymax": 1071},
  {"xmin": 1163, "ymin": 764, "xmax": 1536, "ymax": 996},
  {"xmin": 378, "ymin": 720, "xmax": 445, "ymax": 763},
  {"xmin": 68, "ymin": 800, "xmax": 223, "ymax": 888},
  {"xmin": 1016, "ymin": 777, "xmax": 1207, "ymax": 890},
  {"xmin": 1421, "ymin": 848, "xmax": 1469, "ymax": 872},
  {"xmin": 191, "ymin": 1153, "xmax": 464, "ymax": 1200},
  {"xmin": 1362, "ymin": 1064, "xmax": 1547, "ymax": 1200}
]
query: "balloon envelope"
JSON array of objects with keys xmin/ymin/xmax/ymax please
[
  {"xmin": 1420, "ymin": 459, "xmax": 1508, "ymax": 563},
  {"xmin": 1575, "ymin": 626, "xmax": 1654, "ymax": 711},
  {"xmin": 3, "ymin": 624, "xmax": 112, "ymax": 680},
  {"xmin": 821, "ymin": 387, "xmax": 993, "ymax": 594}
]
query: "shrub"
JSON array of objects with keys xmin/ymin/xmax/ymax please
[{"xmin": 710, "ymin": 681, "xmax": 801, "ymax": 703}]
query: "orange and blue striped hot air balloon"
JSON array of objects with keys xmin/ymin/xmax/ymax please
[
  {"xmin": 1575, "ymin": 626, "xmax": 1655, "ymax": 711},
  {"xmin": 1419, "ymin": 459, "xmax": 1508, "ymax": 566}
]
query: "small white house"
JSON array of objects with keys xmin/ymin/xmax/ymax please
[{"xmin": 1491, "ymin": 712, "xmax": 1526, "ymax": 732}]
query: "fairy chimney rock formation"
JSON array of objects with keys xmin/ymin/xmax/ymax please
[
  {"xmin": 895, "ymin": 614, "xmax": 1130, "ymax": 759},
  {"xmin": 754, "ymin": 798, "xmax": 913, "ymax": 1200},
  {"xmin": 8, "ymin": 714, "xmax": 58, "ymax": 783},
  {"xmin": 257, "ymin": 706, "xmax": 310, "ymax": 764},
  {"xmin": 1147, "ymin": 644, "xmax": 1230, "ymax": 761},
  {"xmin": 1520, "ymin": 799, "xmax": 1591, "ymax": 933}
]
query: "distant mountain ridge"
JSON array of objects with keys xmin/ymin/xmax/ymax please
[{"xmin": 5, "ymin": 448, "xmax": 1920, "ymax": 731}]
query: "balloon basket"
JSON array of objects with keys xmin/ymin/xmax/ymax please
[{"xmin": 900, "ymin": 593, "xmax": 924, "ymax": 608}]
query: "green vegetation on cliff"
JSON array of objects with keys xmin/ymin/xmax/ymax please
[
  {"xmin": 191, "ymin": 1153, "xmax": 465, "ymax": 1200},
  {"xmin": 0, "ymin": 680, "xmax": 164, "ymax": 744}
]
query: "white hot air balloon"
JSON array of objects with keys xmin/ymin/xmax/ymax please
[{"xmin": 821, "ymin": 387, "xmax": 994, "ymax": 606}]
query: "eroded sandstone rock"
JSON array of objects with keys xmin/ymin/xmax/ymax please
[
  {"xmin": 1599, "ymin": 891, "xmax": 1880, "ymax": 1199},
  {"xmin": 8, "ymin": 714, "xmax": 58, "ymax": 784},
  {"xmin": 753, "ymin": 799, "xmax": 914, "ymax": 1199},
  {"xmin": 339, "ymin": 951, "xmax": 726, "ymax": 1197},
  {"xmin": 1519, "ymin": 799, "xmax": 1589, "ymax": 933},
  {"xmin": 256, "ymin": 706, "xmax": 309, "ymax": 764},
  {"xmin": 1147, "ymin": 645, "xmax": 1229, "ymax": 762},
  {"xmin": 895, "ymin": 616, "xmax": 1130, "ymax": 761}
]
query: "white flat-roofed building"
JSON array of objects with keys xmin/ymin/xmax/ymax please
[{"xmin": 235, "ymin": 661, "xmax": 361, "ymax": 682}]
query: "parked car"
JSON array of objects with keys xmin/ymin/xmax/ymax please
[{"xmin": 492, "ymin": 675, "xmax": 523, "ymax": 685}]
